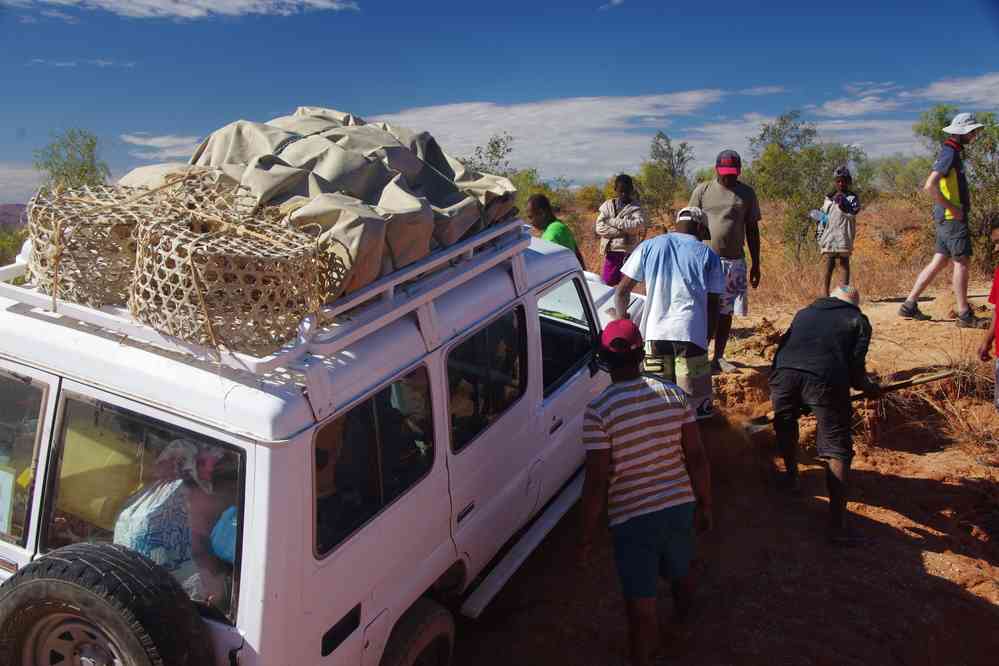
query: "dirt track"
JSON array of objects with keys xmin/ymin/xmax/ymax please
[{"xmin": 453, "ymin": 285, "xmax": 999, "ymax": 666}]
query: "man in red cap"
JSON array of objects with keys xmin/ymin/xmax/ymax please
[
  {"xmin": 580, "ymin": 319, "xmax": 713, "ymax": 666},
  {"xmin": 689, "ymin": 149, "xmax": 763, "ymax": 374}
]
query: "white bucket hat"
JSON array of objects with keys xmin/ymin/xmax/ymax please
[{"xmin": 943, "ymin": 112, "xmax": 985, "ymax": 136}]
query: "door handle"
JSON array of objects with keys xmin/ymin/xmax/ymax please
[
  {"xmin": 549, "ymin": 418, "xmax": 564, "ymax": 434},
  {"xmin": 457, "ymin": 502, "xmax": 475, "ymax": 524}
]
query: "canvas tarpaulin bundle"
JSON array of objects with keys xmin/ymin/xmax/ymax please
[{"xmin": 182, "ymin": 106, "xmax": 517, "ymax": 290}]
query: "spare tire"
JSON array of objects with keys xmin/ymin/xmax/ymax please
[{"xmin": 0, "ymin": 542, "xmax": 214, "ymax": 666}]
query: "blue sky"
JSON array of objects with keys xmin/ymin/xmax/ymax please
[{"xmin": 1, "ymin": 0, "xmax": 998, "ymax": 201}]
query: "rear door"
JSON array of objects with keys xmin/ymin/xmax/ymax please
[
  {"xmin": 0, "ymin": 360, "xmax": 59, "ymax": 579},
  {"xmin": 533, "ymin": 275, "xmax": 607, "ymax": 508},
  {"xmin": 445, "ymin": 305, "xmax": 539, "ymax": 579}
]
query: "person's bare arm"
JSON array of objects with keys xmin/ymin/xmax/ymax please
[
  {"xmin": 924, "ymin": 171, "xmax": 963, "ymax": 220},
  {"xmin": 614, "ymin": 276, "xmax": 637, "ymax": 320},
  {"xmin": 747, "ymin": 217, "xmax": 761, "ymax": 288},
  {"xmin": 580, "ymin": 448, "xmax": 611, "ymax": 564},
  {"xmin": 679, "ymin": 420, "xmax": 713, "ymax": 532},
  {"xmin": 707, "ymin": 293, "xmax": 720, "ymax": 342},
  {"xmin": 979, "ymin": 312, "xmax": 996, "ymax": 362}
]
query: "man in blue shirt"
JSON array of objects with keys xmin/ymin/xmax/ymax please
[
  {"xmin": 899, "ymin": 112, "xmax": 986, "ymax": 328},
  {"xmin": 613, "ymin": 207, "xmax": 725, "ymax": 418}
]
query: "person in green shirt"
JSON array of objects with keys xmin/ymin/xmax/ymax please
[{"xmin": 526, "ymin": 194, "xmax": 586, "ymax": 269}]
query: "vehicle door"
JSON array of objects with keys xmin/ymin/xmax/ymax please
[
  {"xmin": 0, "ymin": 360, "xmax": 59, "ymax": 579},
  {"xmin": 444, "ymin": 305, "xmax": 538, "ymax": 579},
  {"xmin": 306, "ymin": 362, "xmax": 452, "ymax": 665},
  {"xmin": 532, "ymin": 274, "xmax": 606, "ymax": 509}
]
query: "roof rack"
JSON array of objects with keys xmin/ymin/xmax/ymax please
[{"xmin": 0, "ymin": 219, "xmax": 531, "ymax": 377}]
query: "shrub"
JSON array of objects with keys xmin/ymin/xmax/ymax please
[{"xmin": 576, "ymin": 185, "xmax": 604, "ymax": 211}]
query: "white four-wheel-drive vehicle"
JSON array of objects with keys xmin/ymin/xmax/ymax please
[{"xmin": 0, "ymin": 220, "xmax": 642, "ymax": 666}]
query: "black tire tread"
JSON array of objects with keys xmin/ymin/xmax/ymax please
[
  {"xmin": 0, "ymin": 543, "xmax": 212, "ymax": 666},
  {"xmin": 380, "ymin": 598, "xmax": 454, "ymax": 666}
]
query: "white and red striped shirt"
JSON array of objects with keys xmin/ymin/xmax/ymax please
[{"xmin": 583, "ymin": 376, "xmax": 696, "ymax": 526}]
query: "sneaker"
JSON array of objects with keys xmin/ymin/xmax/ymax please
[
  {"xmin": 711, "ymin": 357, "xmax": 737, "ymax": 374},
  {"xmin": 956, "ymin": 310, "xmax": 989, "ymax": 329},
  {"xmin": 898, "ymin": 301, "xmax": 931, "ymax": 321}
]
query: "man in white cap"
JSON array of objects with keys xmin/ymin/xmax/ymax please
[
  {"xmin": 613, "ymin": 206, "xmax": 724, "ymax": 418},
  {"xmin": 770, "ymin": 285, "xmax": 881, "ymax": 545},
  {"xmin": 899, "ymin": 112, "xmax": 986, "ymax": 328}
]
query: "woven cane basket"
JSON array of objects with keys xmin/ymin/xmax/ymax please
[
  {"xmin": 27, "ymin": 185, "xmax": 142, "ymax": 308},
  {"xmin": 129, "ymin": 213, "xmax": 331, "ymax": 356}
]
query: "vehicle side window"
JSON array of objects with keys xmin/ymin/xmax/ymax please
[
  {"xmin": 538, "ymin": 279, "xmax": 597, "ymax": 397},
  {"xmin": 0, "ymin": 370, "xmax": 46, "ymax": 546},
  {"xmin": 43, "ymin": 397, "xmax": 245, "ymax": 620},
  {"xmin": 315, "ymin": 366, "xmax": 434, "ymax": 557},
  {"xmin": 447, "ymin": 306, "xmax": 527, "ymax": 451}
]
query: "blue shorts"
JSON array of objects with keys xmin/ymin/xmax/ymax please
[{"xmin": 610, "ymin": 502, "xmax": 696, "ymax": 599}]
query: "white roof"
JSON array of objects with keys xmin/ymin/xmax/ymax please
[{"xmin": 0, "ymin": 231, "xmax": 583, "ymax": 442}]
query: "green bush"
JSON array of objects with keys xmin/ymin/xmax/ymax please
[
  {"xmin": 0, "ymin": 228, "xmax": 27, "ymax": 267},
  {"xmin": 576, "ymin": 185, "xmax": 604, "ymax": 211}
]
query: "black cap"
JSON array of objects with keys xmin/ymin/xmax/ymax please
[{"xmin": 715, "ymin": 150, "xmax": 742, "ymax": 175}]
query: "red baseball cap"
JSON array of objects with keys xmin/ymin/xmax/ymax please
[
  {"xmin": 715, "ymin": 149, "xmax": 742, "ymax": 176},
  {"xmin": 600, "ymin": 319, "xmax": 643, "ymax": 353}
]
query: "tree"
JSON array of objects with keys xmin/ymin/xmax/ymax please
[
  {"xmin": 649, "ymin": 132, "xmax": 694, "ymax": 183},
  {"xmin": 576, "ymin": 184, "xmax": 604, "ymax": 211},
  {"xmin": 33, "ymin": 128, "xmax": 111, "ymax": 190},
  {"xmin": 749, "ymin": 110, "xmax": 818, "ymax": 158},
  {"xmin": 637, "ymin": 132, "xmax": 694, "ymax": 226},
  {"xmin": 460, "ymin": 132, "xmax": 515, "ymax": 176},
  {"xmin": 912, "ymin": 104, "xmax": 960, "ymax": 151},
  {"xmin": 743, "ymin": 111, "xmax": 868, "ymax": 260}
]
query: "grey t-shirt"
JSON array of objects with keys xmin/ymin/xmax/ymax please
[{"xmin": 690, "ymin": 179, "xmax": 762, "ymax": 259}]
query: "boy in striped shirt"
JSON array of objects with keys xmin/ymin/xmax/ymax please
[{"xmin": 581, "ymin": 319, "xmax": 713, "ymax": 666}]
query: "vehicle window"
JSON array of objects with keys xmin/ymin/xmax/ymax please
[
  {"xmin": 315, "ymin": 366, "xmax": 434, "ymax": 557},
  {"xmin": 0, "ymin": 370, "xmax": 46, "ymax": 546},
  {"xmin": 538, "ymin": 279, "xmax": 596, "ymax": 397},
  {"xmin": 447, "ymin": 307, "xmax": 527, "ymax": 451},
  {"xmin": 43, "ymin": 396, "xmax": 244, "ymax": 620}
]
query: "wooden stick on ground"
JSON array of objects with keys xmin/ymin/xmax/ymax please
[{"xmin": 742, "ymin": 370, "xmax": 956, "ymax": 434}]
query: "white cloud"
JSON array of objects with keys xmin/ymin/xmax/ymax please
[
  {"xmin": 375, "ymin": 90, "xmax": 725, "ymax": 183},
  {"xmin": 814, "ymin": 119, "xmax": 921, "ymax": 157},
  {"xmin": 814, "ymin": 95, "xmax": 901, "ymax": 117},
  {"xmin": 40, "ymin": 8, "xmax": 79, "ymax": 22},
  {"xmin": 0, "ymin": 164, "xmax": 44, "ymax": 204},
  {"xmin": 9, "ymin": 0, "xmax": 360, "ymax": 19},
  {"xmin": 121, "ymin": 133, "xmax": 202, "ymax": 160},
  {"xmin": 27, "ymin": 57, "xmax": 135, "ymax": 68},
  {"xmin": 599, "ymin": 0, "xmax": 624, "ymax": 9},
  {"xmin": 678, "ymin": 113, "xmax": 774, "ymax": 169},
  {"xmin": 844, "ymin": 81, "xmax": 901, "ymax": 97},
  {"xmin": 739, "ymin": 86, "xmax": 786, "ymax": 96},
  {"xmin": 908, "ymin": 72, "xmax": 999, "ymax": 107}
]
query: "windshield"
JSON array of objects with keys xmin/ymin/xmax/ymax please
[{"xmin": 43, "ymin": 396, "xmax": 244, "ymax": 620}]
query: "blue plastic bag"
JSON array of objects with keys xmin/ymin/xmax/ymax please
[{"xmin": 211, "ymin": 506, "xmax": 238, "ymax": 564}]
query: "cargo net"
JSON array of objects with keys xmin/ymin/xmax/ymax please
[{"xmin": 27, "ymin": 185, "xmax": 143, "ymax": 308}]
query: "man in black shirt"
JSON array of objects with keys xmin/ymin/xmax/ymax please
[{"xmin": 769, "ymin": 286, "xmax": 881, "ymax": 544}]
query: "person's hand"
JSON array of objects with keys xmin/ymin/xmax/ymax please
[
  {"xmin": 863, "ymin": 381, "xmax": 883, "ymax": 400},
  {"xmin": 749, "ymin": 264, "xmax": 761, "ymax": 289},
  {"xmin": 833, "ymin": 193, "xmax": 845, "ymax": 206},
  {"xmin": 695, "ymin": 505, "xmax": 713, "ymax": 534},
  {"xmin": 978, "ymin": 341, "xmax": 992, "ymax": 363}
]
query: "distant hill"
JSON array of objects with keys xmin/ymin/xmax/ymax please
[{"xmin": 0, "ymin": 204, "xmax": 26, "ymax": 229}]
